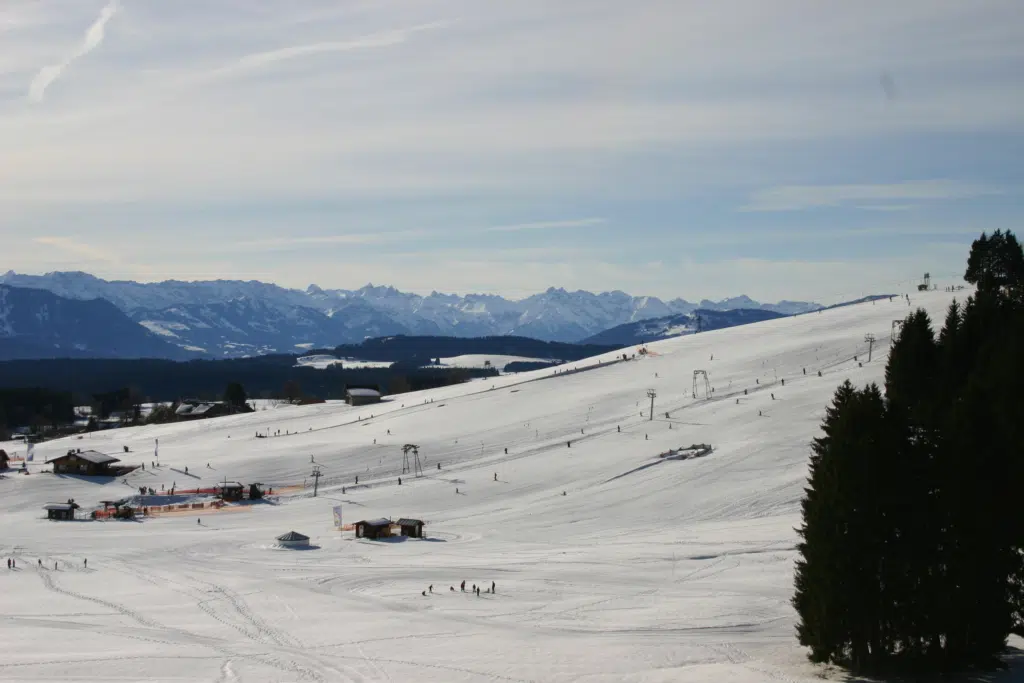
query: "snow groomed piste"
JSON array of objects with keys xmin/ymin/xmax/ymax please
[{"xmin": 5, "ymin": 289, "xmax": 1009, "ymax": 682}]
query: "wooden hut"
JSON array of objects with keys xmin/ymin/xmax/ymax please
[
  {"xmin": 276, "ymin": 531, "xmax": 311, "ymax": 548},
  {"xmin": 43, "ymin": 502, "xmax": 79, "ymax": 520},
  {"xmin": 345, "ymin": 388, "xmax": 382, "ymax": 406},
  {"xmin": 396, "ymin": 518, "xmax": 425, "ymax": 538},
  {"xmin": 355, "ymin": 518, "xmax": 392, "ymax": 539},
  {"xmin": 47, "ymin": 450, "xmax": 120, "ymax": 476}
]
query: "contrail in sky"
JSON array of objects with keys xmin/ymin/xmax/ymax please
[{"xmin": 28, "ymin": 0, "xmax": 119, "ymax": 103}]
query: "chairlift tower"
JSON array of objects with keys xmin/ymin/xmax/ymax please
[
  {"xmin": 646, "ymin": 389, "xmax": 657, "ymax": 421},
  {"xmin": 311, "ymin": 464, "xmax": 322, "ymax": 497},
  {"xmin": 864, "ymin": 333, "xmax": 876, "ymax": 362},
  {"xmin": 693, "ymin": 370, "xmax": 711, "ymax": 400}
]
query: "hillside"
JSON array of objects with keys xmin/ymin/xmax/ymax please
[
  {"xmin": 0, "ymin": 285, "xmax": 190, "ymax": 360},
  {"xmin": 3, "ymin": 289, "xmax": 1006, "ymax": 682}
]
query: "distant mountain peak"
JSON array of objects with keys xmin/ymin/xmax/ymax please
[{"xmin": 0, "ymin": 270, "xmax": 823, "ymax": 358}]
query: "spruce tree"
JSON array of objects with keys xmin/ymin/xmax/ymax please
[
  {"xmin": 795, "ymin": 381, "xmax": 890, "ymax": 670},
  {"xmin": 965, "ymin": 229, "xmax": 1024, "ymax": 300},
  {"xmin": 794, "ymin": 380, "xmax": 857, "ymax": 664}
]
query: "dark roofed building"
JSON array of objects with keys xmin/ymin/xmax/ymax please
[
  {"xmin": 44, "ymin": 502, "xmax": 80, "ymax": 520},
  {"xmin": 47, "ymin": 450, "xmax": 120, "ymax": 476},
  {"xmin": 345, "ymin": 387, "xmax": 382, "ymax": 406},
  {"xmin": 396, "ymin": 518, "xmax": 425, "ymax": 538},
  {"xmin": 355, "ymin": 518, "xmax": 392, "ymax": 539}
]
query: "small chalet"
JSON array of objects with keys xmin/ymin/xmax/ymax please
[
  {"xmin": 345, "ymin": 387, "xmax": 382, "ymax": 406},
  {"xmin": 47, "ymin": 450, "xmax": 120, "ymax": 476},
  {"xmin": 276, "ymin": 531, "xmax": 311, "ymax": 548},
  {"xmin": 396, "ymin": 518, "xmax": 425, "ymax": 538},
  {"xmin": 214, "ymin": 482, "xmax": 245, "ymax": 501},
  {"xmin": 44, "ymin": 502, "xmax": 80, "ymax": 520},
  {"xmin": 355, "ymin": 518, "xmax": 392, "ymax": 539}
]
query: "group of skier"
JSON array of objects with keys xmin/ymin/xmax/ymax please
[
  {"xmin": 7, "ymin": 557, "xmax": 87, "ymax": 570},
  {"xmin": 422, "ymin": 580, "xmax": 497, "ymax": 597}
]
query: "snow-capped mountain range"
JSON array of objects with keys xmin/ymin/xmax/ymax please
[{"xmin": 0, "ymin": 271, "xmax": 822, "ymax": 358}]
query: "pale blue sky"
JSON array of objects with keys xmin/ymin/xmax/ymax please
[{"xmin": 1, "ymin": 0, "xmax": 1021, "ymax": 303}]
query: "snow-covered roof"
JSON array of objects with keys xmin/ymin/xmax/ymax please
[
  {"xmin": 276, "ymin": 531, "xmax": 309, "ymax": 542},
  {"xmin": 346, "ymin": 388, "xmax": 381, "ymax": 397},
  {"xmin": 43, "ymin": 503, "xmax": 78, "ymax": 511},
  {"xmin": 359, "ymin": 518, "xmax": 392, "ymax": 527},
  {"xmin": 49, "ymin": 450, "xmax": 120, "ymax": 465},
  {"xmin": 396, "ymin": 518, "xmax": 424, "ymax": 526},
  {"xmin": 214, "ymin": 482, "xmax": 244, "ymax": 489},
  {"xmin": 176, "ymin": 402, "xmax": 219, "ymax": 416}
]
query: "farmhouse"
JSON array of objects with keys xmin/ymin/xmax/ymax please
[
  {"xmin": 396, "ymin": 518, "xmax": 425, "ymax": 538},
  {"xmin": 345, "ymin": 387, "xmax": 382, "ymax": 406},
  {"xmin": 355, "ymin": 518, "xmax": 392, "ymax": 539},
  {"xmin": 47, "ymin": 450, "xmax": 121, "ymax": 476},
  {"xmin": 174, "ymin": 401, "xmax": 235, "ymax": 420},
  {"xmin": 276, "ymin": 531, "xmax": 311, "ymax": 548}
]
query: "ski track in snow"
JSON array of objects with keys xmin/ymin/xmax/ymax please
[{"xmin": 3, "ymin": 289, "xmax": 1023, "ymax": 682}]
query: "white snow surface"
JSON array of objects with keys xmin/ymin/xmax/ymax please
[
  {"xmin": 437, "ymin": 354, "xmax": 555, "ymax": 370},
  {"xmin": 295, "ymin": 355, "xmax": 393, "ymax": 369},
  {"xmin": 3, "ymin": 290, "xmax": 1019, "ymax": 682}
]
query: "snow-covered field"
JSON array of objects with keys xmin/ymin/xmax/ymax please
[
  {"xmin": 436, "ymin": 354, "xmax": 555, "ymax": 370},
  {"xmin": 2, "ymin": 289, "xmax": 1019, "ymax": 682},
  {"xmin": 295, "ymin": 353, "xmax": 555, "ymax": 372},
  {"xmin": 296, "ymin": 355, "xmax": 393, "ymax": 369}
]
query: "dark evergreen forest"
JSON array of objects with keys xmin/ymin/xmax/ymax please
[{"xmin": 794, "ymin": 230, "xmax": 1024, "ymax": 674}]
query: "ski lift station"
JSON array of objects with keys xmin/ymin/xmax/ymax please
[
  {"xmin": 43, "ymin": 502, "xmax": 79, "ymax": 521},
  {"xmin": 214, "ymin": 482, "xmax": 245, "ymax": 501}
]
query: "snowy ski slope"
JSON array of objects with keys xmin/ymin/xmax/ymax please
[{"xmin": 2, "ymin": 289, "xmax": 1017, "ymax": 682}]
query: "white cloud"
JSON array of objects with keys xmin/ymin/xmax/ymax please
[
  {"xmin": 743, "ymin": 180, "xmax": 1001, "ymax": 212},
  {"xmin": 234, "ymin": 231, "xmax": 430, "ymax": 250},
  {"xmin": 33, "ymin": 235, "xmax": 116, "ymax": 262},
  {"xmin": 27, "ymin": 0, "xmax": 118, "ymax": 103}
]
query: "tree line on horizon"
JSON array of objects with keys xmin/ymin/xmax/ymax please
[{"xmin": 794, "ymin": 230, "xmax": 1024, "ymax": 674}]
